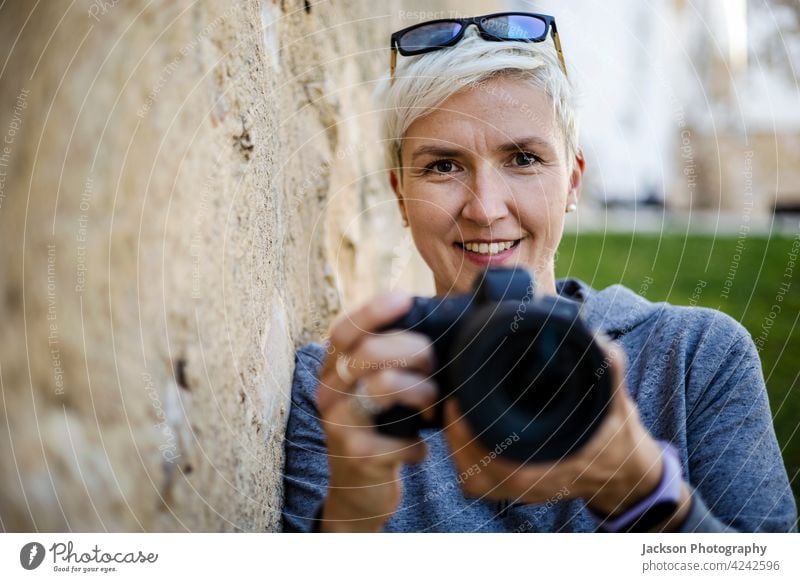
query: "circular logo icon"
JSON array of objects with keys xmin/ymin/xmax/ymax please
[{"xmin": 20, "ymin": 542, "xmax": 46, "ymax": 570}]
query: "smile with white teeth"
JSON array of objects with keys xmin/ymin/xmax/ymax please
[{"xmin": 461, "ymin": 240, "xmax": 517, "ymax": 255}]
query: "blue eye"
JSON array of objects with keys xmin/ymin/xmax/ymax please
[
  {"xmin": 513, "ymin": 152, "xmax": 540, "ymax": 166},
  {"xmin": 424, "ymin": 160, "xmax": 457, "ymax": 174}
]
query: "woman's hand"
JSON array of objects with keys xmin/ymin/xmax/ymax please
[
  {"xmin": 442, "ymin": 337, "xmax": 691, "ymax": 530},
  {"xmin": 315, "ymin": 292, "xmax": 437, "ymax": 532}
]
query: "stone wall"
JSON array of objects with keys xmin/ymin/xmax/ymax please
[{"xmin": 0, "ymin": 0, "xmax": 500, "ymax": 532}]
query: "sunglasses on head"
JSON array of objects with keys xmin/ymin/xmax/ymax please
[{"xmin": 390, "ymin": 12, "xmax": 568, "ymax": 82}]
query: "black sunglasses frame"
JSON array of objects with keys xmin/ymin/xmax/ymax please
[{"xmin": 390, "ymin": 12, "xmax": 567, "ymax": 81}]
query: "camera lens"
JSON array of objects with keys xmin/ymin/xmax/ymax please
[{"xmin": 447, "ymin": 301, "xmax": 611, "ymax": 463}]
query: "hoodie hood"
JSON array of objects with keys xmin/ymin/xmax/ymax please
[{"xmin": 556, "ymin": 277, "xmax": 667, "ymax": 339}]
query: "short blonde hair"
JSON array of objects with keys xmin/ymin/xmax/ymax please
[{"xmin": 375, "ymin": 26, "xmax": 580, "ymax": 177}]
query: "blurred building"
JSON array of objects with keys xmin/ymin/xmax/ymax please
[{"xmin": 517, "ymin": 0, "xmax": 800, "ymax": 218}]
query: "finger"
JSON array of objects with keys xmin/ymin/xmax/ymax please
[
  {"xmin": 602, "ymin": 340, "xmax": 627, "ymax": 388},
  {"xmin": 441, "ymin": 400, "xmax": 557, "ymax": 500},
  {"xmin": 329, "ymin": 369, "xmax": 438, "ymax": 429},
  {"xmin": 324, "ymin": 406, "xmax": 429, "ymax": 467},
  {"xmin": 358, "ymin": 369, "xmax": 438, "ymax": 424},
  {"xmin": 320, "ymin": 332, "xmax": 434, "ymax": 408},
  {"xmin": 347, "ymin": 332, "xmax": 434, "ymax": 378},
  {"xmin": 328, "ymin": 291, "xmax": 412, "ymax": 356},
  {"xmin": 317, "ymin": 331, "xmax": 431, "ymax": 414},
  {"xmin": 576, "ymin": 338, "xmax": 640, "ymax": 465},
  {"xmin": 439, "ymin": 400, "xmax": 501, "ymax": 494},
  {"xmin": 333, "ymin": 433, "xmax": 427, "ymax": 467},
  {"xmin": 317, "ymin": 292, "xmax": 412, "ymax": 409},
  {"xmin": 595, "ymin": 338, "xmax": 636, "ymax": 416},
  {"xmin": 364, "ymin": 433, "xmax": 428, "ymax": 466}
]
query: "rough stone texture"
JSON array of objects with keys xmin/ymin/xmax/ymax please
[{"xmin": 0, "ymin": 0, "xmax": 499, "ymax": 532}]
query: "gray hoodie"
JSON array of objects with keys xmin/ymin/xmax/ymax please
[{"xmin": 281, "ymin": 278, "xmax": 798, "ymax": 532}]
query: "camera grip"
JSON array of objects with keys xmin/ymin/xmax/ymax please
[
  {"xmin": 373, "ymin": 294, "xmax": 463, "ymax": 439},
  {"xmin": 373, "ymin": 400, "xmax": 443, "ymax": 439}
]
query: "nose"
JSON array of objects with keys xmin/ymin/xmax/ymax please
[{"xmin": 460, "ymin": 165, "xmax": 510, "ymax": 227}]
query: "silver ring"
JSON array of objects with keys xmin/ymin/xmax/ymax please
[
  {"xmin": 352, "ymin": 380, "xmax": 385, "ymax": 416},
  {"xmin": 335, "ymin": 355, "xmax": 355, "ymax": 385}
]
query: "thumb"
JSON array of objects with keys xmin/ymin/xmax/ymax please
[{"xmin": 594, "ymin": 334, "xmax": 634, "ymax": 412}]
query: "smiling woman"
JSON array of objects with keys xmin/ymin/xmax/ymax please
[
  {"xmin": 280, "ymin": 15, "xmax": 797, "ymax": 533},
  {"xmin": 391, "ymin": 76, "xmax": 583, "ymax": 295}
]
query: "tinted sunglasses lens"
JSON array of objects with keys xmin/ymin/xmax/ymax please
[
  {"xmin": 397, "ymin": 22, "xmax": 463, "ymax": 53},
  {"xmin": 482, "ymin": 15, "xmax": 547, "ymax": 40}
]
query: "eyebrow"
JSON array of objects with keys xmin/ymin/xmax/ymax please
[
  {"xmin": 498, "ymin": 136, "xmax": 554, "ymax": 153},
  {"xmin": 410, "ymin": 136, "xmax": 554, "ymax": 163}
]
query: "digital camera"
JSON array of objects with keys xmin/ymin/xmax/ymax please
[{"xmin": 374, "ymin": 267, "xmax": 612, "ymax": 463}]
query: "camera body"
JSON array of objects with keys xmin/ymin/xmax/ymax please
[{"xmin": 375, "ymin": 267, "xmax": 612, "ymax": 463}]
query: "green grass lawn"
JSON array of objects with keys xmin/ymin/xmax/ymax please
[{"xmin": 556, "ymin": 232, "xmax": 800, "ymax": 510}]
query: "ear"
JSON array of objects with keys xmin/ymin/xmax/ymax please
[
  {"xmin": 389, "ymin": 169, "xmax": 408, "ymax": 224},
  {"xmin": 567, "ymin": 149, "xmax": 586, "ymax": 208}
]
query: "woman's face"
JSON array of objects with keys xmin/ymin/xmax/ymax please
[{"xmin": 391, "ymin": 76, "xmax": 584, "ymax": 296}]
